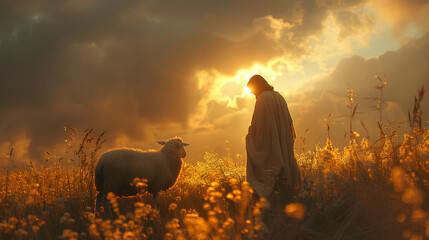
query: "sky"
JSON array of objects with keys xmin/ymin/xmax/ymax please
[{"xmin": 1, "ymin": 0, "xmax": 429, "ymax": 166}]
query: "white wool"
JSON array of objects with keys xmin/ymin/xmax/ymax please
[{"xmin": 95, "ymin": 137, "xmax": 188, "ymax": 215}]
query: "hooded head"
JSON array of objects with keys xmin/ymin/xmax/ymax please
[{"xmin": 247, "ymin": 75, "xmax": 274, "ymax": 98}]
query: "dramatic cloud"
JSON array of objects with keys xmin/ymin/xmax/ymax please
[
  {"xmin": 289, "ymin": 31, "xmax": 429, "ymax": 148},
  {"xmin": 371, "ymin": 0, "xmax": 429, "ymax": 35},
  {"xmin": 1, "ymin": 0, "xmax": 427, "ymax": 165},
  {"xmin": 334, "ymin": 7, "xmax": 374, "ymax": 40},
  {"xmin": 0, "ymin": 0, "xmax": 284, "ymax": 161}
]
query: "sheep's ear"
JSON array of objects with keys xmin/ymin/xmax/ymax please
[
  {"xmin": 179, "ymin": 142, "xmax": 190, "ymax": 146},
  {"xmin": 157, "ymin": 141, "xmax": 166, "ymax": 145}
]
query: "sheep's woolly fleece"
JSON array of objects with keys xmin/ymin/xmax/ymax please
[{"xmin": 95, "ymin": 137, "xmax": 188, "ymax": 197}]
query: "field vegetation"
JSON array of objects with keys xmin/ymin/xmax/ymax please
[{"xmin": 1, "ymin": 84, "xmax": 428, "ymax": 240}]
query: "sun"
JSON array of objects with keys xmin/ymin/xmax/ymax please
[{"xmin": 244, "ymin": 86, "xmax": 252, "ymax": 96}]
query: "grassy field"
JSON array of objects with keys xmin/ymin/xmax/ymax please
[{"xmin": 1, "ymin": 94, "xmax": 429, "ymax": 239}]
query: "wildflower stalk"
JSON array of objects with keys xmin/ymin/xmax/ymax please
[
  {"xmin": 235, "ymin": 181, "xmax": 250, "ymax": 240},
  {"xmin": 325, "ymin": 113, "xmax": 332, "ymax": 140},
  {"xmin": 408, "ymin": 85, "xmax": 425, "ymax": 133},
  {"xmin": 4, "ymin": 148, "xmax": 13, "ymax": 207},
  {"xmin": 374, "ymin": 75, "xmax": 388, "ymax": 126},
  {"xmin": 346, "ymin": 88, "xmax": 358, "ymax": 141}
]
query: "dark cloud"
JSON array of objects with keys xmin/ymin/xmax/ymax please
[
  {"xmin": 0, "ymin": 0, "xmax": 402, "ymax": 163},
  {"xmin": 0, "ymin": 0, "xmax": 281, "ymax": 160}
]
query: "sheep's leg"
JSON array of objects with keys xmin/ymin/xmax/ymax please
[
  {"xmin": 103, "ymin": 196, "xmax": 113, "ymax": 219},
  {"xmin": 95, "ymin": 192, "xmax": 103, "ymax": 215},
  {"xmin": 153, "ymin": 192, "xmax": 159, "ymax": 210}
]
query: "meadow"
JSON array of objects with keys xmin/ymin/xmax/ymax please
[{"xmin": 1, "ymin": 86, "xmax": 428, "ymax": 240}]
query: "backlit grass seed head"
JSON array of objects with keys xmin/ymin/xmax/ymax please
[
  {"xmin": 101, "ymin": 220, "xmax": 113, "ymax": 232},
  {"xmin": 229, "ymin": 178, "xmax": 238, "ymax": 187},
  {"xmin": 222, "ymin": 218, "xmax": 235, "ymax": 230},
  {"xmin": 208, "ymin": 216, "xmax": 219, "ymax": 228},
  {"xmin": 8, "ymin": 217, "xmax": 19, "ymax": 226},
  {"xmin": 134, "ymin": 201, "xmax": 144, "ymax": 208},
  {"xmin": 95, "ymin": 218, "xmax": 103, "ymax": 225},
  {"xmin": 347, "ymin": 88, "xmax": 356, "ymax": 106},
  {"xmin": 86, "ymin": 212, "xmax": 96, "ymax": 223},
  {"xmin": 184, "ymin": 214, "xmax": 210, "ymax": 240},
  {"xmin": 107, "ymin": 192, "xmax": 115, "ymax": 201},
  {"xmin": 136, "ymin": 182, "xmax": 147, "ymax": 189},
  {"xmin": 133, "ymin": 178, "xmax": 149, "ymax": 192},
  {"xmin": 164, "ymin": 232, "xmax": 174, "ymax": 240},
  {"xmin": 233, "ymin": 189, "xmax": 242, "ymax": 195},
  {"xmin": 127, "ymin": 220, "xmax": 135, "ymax": 228},
  {"xmin": 207, "ymin": 210, "xmax": 217, "ymax": 218},
  {"xmin": 168, "ymin": 203, "xmax": 177, "ymax": 211},
  {"xmin": 241, "ymin": 180, "xmax": 250, "ymax": 190},
  {"xmin": 253, "ymin": 207, "xmax": 262, "ymax": 216},
  {"xmin": 203, "ymin": 203, "xmax": 211, "ymax": 211},
  {"xmin": 25, "ymin": 186, "xmax": 40, "ymax": 205},
  {"xmin": 113, "ymin": 219, "xmax": 123, "ymax": 227},
  {"xmin": 143, "ymin": 204, "xmax": 153, "ymax": 215},
  {"xmin": 165, "ymin": 218, "xmax": 180, "ymax": 233},
  {"xmin": 411, "ymin": 208, "xmax": 426, "ymax": 222},
  {"xmin": 217, "ymin": 228, "xmax": 227, "ymax": 239},
  {"xmin": 253, "ymin": 223, "xmax": 263, "ymax": 231},
  {"xmin": 208, "ymin": 190, "xmax": 223, "ymax": 203},
  {"xmin": 402, "ymin": 187, "xmax": 424, "ymax": 206},
  {"xmin": 227, "ymin": 188, "xmax": 243, "ymax": 202},
  {"xmin": 32, "ymin": 225, "xmax": 40, "ymax": 233},
  {"xmin": 123, "ymin": 231, "xmax": 136, "ymax": 240},
  {"xmin": 255, "ymin": 198, "xmax": 267, "ymax": 209},
  {"xmin": 61, "ymin": 229, "xmax": 78, "ymax": 240},
  {"xmin": 88, "ymin": 223, "xmax": 100, "ymax": 238},
  {"xmin": 214, "ymin": 206, "xmax": 223, "ymax": 214},
  {"xmin": 285, "ymin": 203, "xmax": 307, "ymax": 220},
  {"xmin": 112, "ymin": 231, "xmax": 122, "ymax": 239}
]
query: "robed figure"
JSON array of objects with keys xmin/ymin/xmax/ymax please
[{"xmin": 246, "ymin": 75, "xmax": 301, "ymax": 207}]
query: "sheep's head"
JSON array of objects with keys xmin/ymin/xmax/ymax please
[{"xmin": 157, "ymin": 138, "xmax": 189, "ymax": 158}]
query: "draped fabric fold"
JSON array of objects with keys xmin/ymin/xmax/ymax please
[{"xmin": 246, "ymin": 91, "xmax": 301, "ymax": 200}]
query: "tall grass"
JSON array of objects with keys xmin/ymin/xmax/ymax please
[{"xmin": 1, "ymin": 88, "xmax": 428, "ymax": 240}]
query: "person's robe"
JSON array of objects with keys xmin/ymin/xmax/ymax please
[{"xmin": 246, "ymin": 91, "xmax": 301, "ymax": 200}]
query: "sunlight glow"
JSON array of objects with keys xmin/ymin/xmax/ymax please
[
  {"xmin": 190, "ymin": 57, "xmax": 297, "ymax": 131},
  {"xmin": 194, "ymin": 57, "xmax": 289, "ymax": 109},
  {"xmin": 244, "ymin": 86, "xmax": 252, "ymax": 96}
]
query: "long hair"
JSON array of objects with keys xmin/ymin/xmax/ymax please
[{"xmin": 247, "ymin": 75, "xmax": 273, "ymax": 97}]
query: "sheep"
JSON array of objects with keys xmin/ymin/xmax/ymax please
[{"xmin": 95, "ymin": 137, "xmax": 189, "ymax": 217}]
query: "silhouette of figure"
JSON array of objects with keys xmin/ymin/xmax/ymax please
[{"xmin": 245, "ymin": 75, "xmax": 301, "ymax": 209}]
